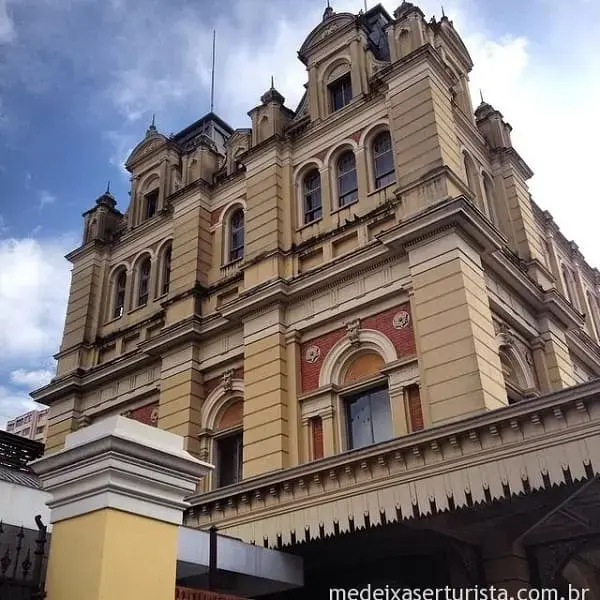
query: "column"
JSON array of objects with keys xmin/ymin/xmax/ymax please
[
  {"xmin": 31, "ymin": 416, "xmax": 211, "ymax": 600},
  {"xmin": 410, "ymin": 231, "xmax": 507, "ymax": 424},
  {"xmin": 483, "ymin": 535, "xmax": 532, "ymax": 595},
  {"xmin": 242, "ymin": 306, "xmax": 289, "ymax": 477},
  {"xmin": 285, "ymin": 331, "xmax": 302, "ymax": 467}
]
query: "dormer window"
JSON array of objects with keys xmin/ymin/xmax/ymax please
[
  {"xmin": 144, "ymin": 189, "xmax": 159, "ymax": 220},
  {"xmin": 329, "ymin": 74, "xmax": 352, "ymax": 113}
]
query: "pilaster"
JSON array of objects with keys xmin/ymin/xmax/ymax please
[
  {"xmin": 242, "ymin": 306, "xmax": 289, "ymax": 477},
  {"xmin": 538, "ymin": 314, "xmax": 576, "ymax": 390},
  {"xmin": 409, "ymin": 230, "xmax": 507, "ymax": 424}
]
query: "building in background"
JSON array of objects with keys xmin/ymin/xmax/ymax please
[
  {"xmin": 31, "ymin": 1, "xmax": 600, "ymax": 594},
  {"xmin": 6, "ymin": 409, "xmax": 49, "ymax": 443}
]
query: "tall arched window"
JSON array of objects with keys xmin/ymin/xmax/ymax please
[
  {"xmin": 113, "ymin": 269, "xmax": 127, "ymax": 319},
  {"xmin": 303, "ymin": 170, "xmax": 322, "ymax": 224},
  {"xmin": 463, "ymin": 152, "xmax": 480, "ymax": 201},
  {"xmin": 586, "ymin": 291, "xmax": 600, "ymax": 339},
  {"xmin": 144, "ymin": 188, "xmax": 159, "ymax": 220},
  {"xmin": 372, "ymin": 131, "xmax": 395, "ymax": 189},
  {"xmin": 561, "ymin": 265, "xmax": 579, "ymax": 309},
  {"xmin": 482, "ymin": 173, "xmax": 497, "ymax": 224},
  {"xmin": 137, "ymin": 257, "xmax": 151, "ymax": 306},
  {"xmin": 229, "ymin": 209, "xmax": 244, "ymax": 262},
  {"xmin": 160, "ymin": 244, "xmax": 172, "ymax": 296},
  {"xmin": 337, "ymin": 151, "xmax": 358, "ymax": 208}
]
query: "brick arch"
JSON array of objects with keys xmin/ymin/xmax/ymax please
[
  {"xmin": 202, "ymin": 378, "xmax": 245, "ymax": 431},
  {"xmin": 215, "ymin": 399, "xmax": 243, "ymax": 431}
]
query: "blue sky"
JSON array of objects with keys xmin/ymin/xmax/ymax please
[{"xmin": 1, "ymin": 0, "xmax": 599, "ymax": 426}]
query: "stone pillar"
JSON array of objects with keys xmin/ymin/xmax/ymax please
[
  {"xmin": 242, "ymin": 306, "xmax": 289, "ymax": 477},
  {"xmin": 483, "ymin": 535, "xmax": 532, "ymax": 595},
  {"xmin": 538, "ymin": 314, "xmax": 576, "ymax": 390},
  {"xmin": 158, "ymin": 343, "xmax": 204, "ymax": 457},
  {"xmin": 285, "ymin": 331, "xmax": 302, "ymax": 467},
  {"xmin": 31, "ymin": 416, "xmax": 211, "ymax": 600},
  {"xmin": 531, "ymin": 337, "xmax": 551, "ymax": 394},
  {"xmin": 409, "ymin": 231, "xmax": 508, "ymax": 424}
]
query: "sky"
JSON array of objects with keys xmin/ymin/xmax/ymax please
[{"xmin": 0, "ymin": 0, "xmax": 599, "ymax": 428}]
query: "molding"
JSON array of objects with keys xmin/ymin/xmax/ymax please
[
  {"xmin": 202, "ymin": 379, "xmax": 245, "ymax": 431},
  {"xmin": 31, "ymin": 416, "xmax": 212, "ymax": 525}
]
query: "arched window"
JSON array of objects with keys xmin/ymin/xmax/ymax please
[
  {"xmin": 213, "ymin": 400, "xmax": 243, "ymax": 488},
  {"xmin": 372, "ymin": 131, "xmax": 395, "ymax": 189},
  {"xmin": 561, "ymin": 265, "xmax": 579, "ymax": 309},
  {"xmin": 160, "ymin": 244, "xmax": 172, "ymax": 296},
  {"xmin": 482, "ymin": 173, "xmax": 497, "ymax": 224},
  {"xmin": 137, "ymin": 257, "xmax": 151, "ymax": 306},
  {"xmin": 303, "ymin": 170, "xmax": 322, "ymax": 224},
  {"xmin": 228, "ymin": 209, "xmax": 244, "ymax": 262},
  {"xmin": 144, "ymin": 188, "xmax": 159, "ymax": 220},
  {"xmin": 113, "ymin": 269, "xmax": 127, "ymax": 319},
  {"xmin": 337, "ymin": 151, "xmax": 358, "ymax": 208},
  {"xmin": 586, "ymin": 291, "xmax": 600, "ymax": 339}
]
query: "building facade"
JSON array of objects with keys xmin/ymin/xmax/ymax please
[
  {"xmin": 6, "ymin": 408, "xmax": 49, "ymax": 443},
  {"xmin": 32, "ymin": 2, "xmax": 600, "ymax": 594}
]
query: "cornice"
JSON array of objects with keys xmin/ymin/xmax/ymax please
[
  {"xmin": 186, "ymin": 378, "xmax": 600, "ymax": 514},
  {"xmin": 567, "ymin": 329, "xmax": 600, "ymax": 374},
  {"xmin": 496, "ymin": 147, "xmax": 534, "ymax": 181}
]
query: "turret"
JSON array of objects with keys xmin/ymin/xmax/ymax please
[
  {"xmin": 82, "ymin": 185, "xmax": 123, "ymax": 245},
  {"xmin": 248, "ymin": 79, "xmax": 294, "ymax": 145}
]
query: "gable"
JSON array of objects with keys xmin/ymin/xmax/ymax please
[
  {"xmin": 125, "ymin": 132, "xmax": 169, "ymax": 170},
  {"xmin": 298, "ymin": 13, "xmax": 356, "ymax": 63}
]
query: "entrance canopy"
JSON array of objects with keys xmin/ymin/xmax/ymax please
[{"xmin": 177, "ymin": 526, "xmax": 303, "ymax": 597}]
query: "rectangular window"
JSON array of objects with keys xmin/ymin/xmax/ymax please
[
  {"xmin": 144, "ymin": 189, "xmax": 159, "ymax": 219},
  {"xmin": 346, "ymin": 387, "xmax": 392, "ymax": 450},
  {"xmin": 216, "ymin": 431, "xmax": 243, "ymax": 488},
  {"xmin": 329, "ymin": 74, "xmax": 352, "ymax": 112},
  {"xmin": 7, "ymin": 423, "xmax": 14, "ymax": 431},
  {"xmin": 310, "ymin": 417, "xmax": 324, "ymax": 460}
]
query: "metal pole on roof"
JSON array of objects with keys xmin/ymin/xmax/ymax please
[{"xmin": 210, "ymin": 30, "xmax": 216, "ymax": 113}]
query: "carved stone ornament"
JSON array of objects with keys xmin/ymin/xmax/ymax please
[
  {"xmin": 393, "ymin": 310, "xmax": 410, "ymax": 329},
  {"xmin": 150, "ymin": 407, "xmax": 159, "ymax": 423},
  {"xmin": 346, "ymin": 319, "xmax": 361, "ymax": 346},
  {"xmin": 304, "ymin": 345, "xmax": 321, "ymax": 364},
  {"xmin": 496, "ymin": 322, "xmax": 514, "ymax": 349},
  {"xmin": 525, "ymin": 351, "xmax": 534, "ymax": 366},
  {"xmin": 222, "ymin": 369, "xmax": 234, "ymax": 391},
  {"xmin": 320, "ymin": 23, "xmax": 338, "ymax": 39}
]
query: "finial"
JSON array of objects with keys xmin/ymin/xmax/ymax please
[
  {"xmin": 146, "ymin": 113, "xmax": 157, "ymax": 136},
  {"xmin": 441, "ymin": 5, "xmax": 445, "ymax": 17},
  {"xmin": 327, "ymin": 0, "xmax": 330, "ymax": 7},
  {"xmin": 479, "ymin": 89, "xmax": 484, "ymax": 104},
  {"xmin": 151, "ymin": 113, "xmax": 156, "ymax": 128},
  {"xmin": 106, "ymin": 180, "xmax": 111, "ymax": 194},
  {"xmin": 271, "ymin": 75, "xmax": 274, "ymax": 90}
]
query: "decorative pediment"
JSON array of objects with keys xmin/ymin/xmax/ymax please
[
  {"xmin": 125, "ymin": 132, "xmax": 169, "ymax": 170},
  {"xmin": 298, "ymin": 13, "xmax": 356, "ymax": 62}
]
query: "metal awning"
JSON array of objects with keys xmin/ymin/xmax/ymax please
[{"xmin": 177, "ymin": 526, "xmax": 303, "ymax": 597}]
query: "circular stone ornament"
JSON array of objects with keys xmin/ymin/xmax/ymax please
[
  {"xmin": 304, "ymin": 345, "xmax": 321, "ymax": 364},
  {"xmin": 393, "ymin": 310, "xmax": 410, "ymax": 329}
]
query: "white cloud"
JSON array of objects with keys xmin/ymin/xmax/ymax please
[
  {"xmin": 0, "ymin": 386, "xmax": 41, "ymax": 430},
  {"xmin": 0, "ymin": 0, "xmax": 15, "ymax": 45},
  {"xmin": 10, "ymin": 368, "xmax": 54, "ymax": 390},
  {"xmin": 0, "ymin": 235, "xmax": 73, "ymax": 361},
  {"xmin": 38, "ymin": 189, "xmax": 56, "ymax": 209}
]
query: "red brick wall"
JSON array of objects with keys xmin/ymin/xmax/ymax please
[
  {"xmin": 407, "ymin": 385, "xmax": 424, "ymax": 431},
  {"xmin": 299, "ymin": 303, "xmax": 416, "ymax": 393},
  {"xmin": 127, "ymin": 402, "xmax": 159, "ymax": 427},
  {"xmin": 310, "ymin": 417, "xmax": 324, "ymax": 460}
]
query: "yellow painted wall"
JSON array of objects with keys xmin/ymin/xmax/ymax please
[{"xmin": 45, "ymin": 509, "xmax": 178, "ymax": 600}]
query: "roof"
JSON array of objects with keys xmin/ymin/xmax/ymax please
[
  {"xmin": 0, "ymin": 464, "xmax": 41, "ymax": 489},
  {"xmin": 0, "ymin": 430, "xmax": 44, "ymax": 489}
]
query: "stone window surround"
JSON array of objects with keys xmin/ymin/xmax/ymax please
[{"xmin": 299, "ymin": 356, "xmax": 419, "ymax": 461}]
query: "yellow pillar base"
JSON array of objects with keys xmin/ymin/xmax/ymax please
[
  {"xmin": 31, "ymin": 416, "xmax": 212, "ymax": 600},
  {"xmin": 46, "ymin": 510, "xmax": 178, "ymax": 600}
]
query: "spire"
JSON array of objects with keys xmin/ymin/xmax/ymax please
[
  {"xmin": 145, "ymin": 113, "xmax": 157, "ymax": 136},
  {"xmin": 95, "ymin": 182, "xmax": 116, "ymax": 209},
  {"xmin": 479, "ymin": 89, "xmax": 484, "ymax": 104},
  {"xmin": 260, "ymin": 77, "xmax": 285, "ymax": 105},
  {"xmin": 106, "ymin": 180, "xmax": 111, "ymax": 194},
  {"xmin": 441, "ymin": 5, "xmax": 445, "ymax": 17},
  {"xmin": 271, "ymin": 75, "xmax": 274, "ymax": 90},
  {"xmin": 323, "ymin": 0, "xmax": 334, "ymax": 21}
]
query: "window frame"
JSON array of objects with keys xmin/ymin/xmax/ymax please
[
  {"xmin": 343, "ymin": 384, "xmax": 393, "ymax": 450},
  {"xmin": 336, "ymin": 150, "xmax": 358, "ymax": 209},
  {"xmin": 144, "ymin": 188, "xmax": 159, "ymax": 220},
  {"xmin": 329, "ymin": 73, "xmax": 353, "ymax": 113},
  {"xmin": 302, "ymin": 169, "xmax": 322, "ymax": 225},
  {"xmin": 228, "ymin": 208, "xmax": 245, "ymax": 263},
  {"xmin": 113, "ymin": 269, "xmax": 127, "ymax": 319},
  {"xmin": 213, "ymin": 428, "xmax": 243, "ymax": 488},
  {"xmin": 372, "ymin": 131, "xmax": 395, "ymax": 190},
  {"xmin": 160, "ymin": 244, "xmax": 172, "ymax": 296},
  {"xmin": 137, "ymin": 258, "xmax": 152, "ymax": 307}
]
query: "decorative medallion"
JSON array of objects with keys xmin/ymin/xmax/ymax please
[
  {"xmin": 320, "ymin": 24, "xmax": 338, "ymax": 39},
  {"xmin": 346, "ymin": 319, "xmax": 361, "ymax": 346},
  {"xmin": 150, "ymin": 407, "xmax": 159, "ymax": 424},
  {"xmin": 222, "ymin": 369, "xmax": 234, "ymax": 391},
  {"xmin": 393, "ymin": 311, "xmax": 410, "ymax": 329},
  {"xmin": 304, "ymin": 345, "xmax": 321, "ymax": 364}
]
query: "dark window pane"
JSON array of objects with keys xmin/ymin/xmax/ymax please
[
  {"xmin": 346, "ymin": 386, "xmax": 392, "ymax": 449},
  {"xmin": 217, "ymin": 432, "xmax": 243, "ymax": 487},
  {"xmin": 337, "ymin": 151, "xmax": 358, "ymax": 207},
  {"xmin": 373, "ymin": 132, "xmax": 395, "ymax": 189},
  {"xmin": 138, "ymin": 259, "xmax": 151, "ymax": 306},
  {"xmin": 144, "ymin": 189, "xmax": 159, "ymax": 219},
  {"xmin": 329, "ymin": 75, "xmax": 352, "ymax": 112},
  {"xmin": 370, "ymin": 388, "xmax": 393, "ymax": 443},
  {"xmin": 303, "ymin": 170, "xmax": 322, "ymax": 224},
  {"xmin": 114, "ymin": 271, "xmax": 127, "ymax": 318},
  {"xmin": 229, "ymin": 210, "xmax": 244, "ymax": 261},
  {"xmin": 161, "ymin": 246, "xmax": 171, "ymax": 295}
]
